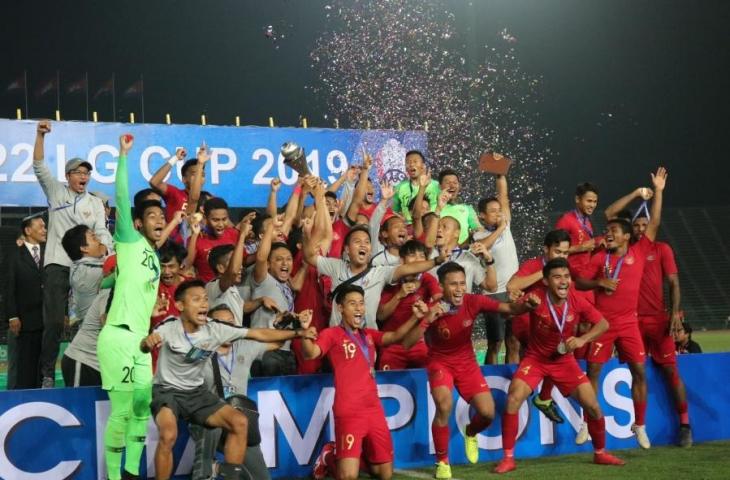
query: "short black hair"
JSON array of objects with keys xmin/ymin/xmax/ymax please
[
  {"xmin": 405, "ymin": 150, "xmax": 426, "ymax": 163},
  {"xmin": 158, "ymin": 242, "xmax": 186, "ymax": 264},
  {"xmin": 544, "ymin": 229, "xmax": 571, "ymax": 247},
  {"xmin": 134, "ymin": 188, "xmax": 160, "ymax": 207},
  {"xmin": 198, "ymin": 191, "xmax": 214, "ymax": 211},
  {"xmin": 208, "ymin": 304, "xmax": 234, "ymax": 317},
  {"xmin": 174, "ymin": 279, "xmax": 206, "ymax": 302},
  {"xmin": 343, "ymin": 224, "xmax": 371, "ymax": 247},
  {"xmin": 252, "ymin": 214, "xmax": 270, "ymax": 238},
  {"xmin": 133, "ymin": 200, "xmax": 164, "ymax": 221},
  {"xmin": 181, "ymin": 159, "xmax": 200, "ymax": 178},
  {"xmin": 478, "ymin": 196, "xmax": 500, "ymax": 213},
  {"xmin": 681, "ymin": 321, "xmax": 693, "ymax": 337},
  {"xmin": 437, "ymin": 261, "xmax": 465, "ymax": 283},
  {"xmin": 61, "ymin": 224, "xmax": 91, "ymax": 261},
  {"xmin": 399, "ymin": 239, "xmax": 427, "ymax": 258},
  {"xmin": 208, "ymin": 244, "xmax": 235, "ymax": 274},
  {"xmin": 287, "ymin": 227, "xmax": 304, "ymax": 254},
  {"xmin": 606, "ymin": 218, "xmax": 632, "ymax": 235},
  {"xmin": 438, "ymin": 168, "xmax": 459, "ymax": 184},
  {"xmin": 542, "ymin": 257, "xmax": 570, "ymax": 278},
  {"xmin": 334, "ymin": 284, "xmax": 365, "ymax": 305},
  {"xmin": 632, "ymin": 211, "xmax": 648, "ymax": 222},
  {"xmin": 269, "ymin": 242, "xmax": 292, "ymax": 259},
  {"xmin": 325, "ymin": 191, "xmax": 338, "ymax": 201},
  {"xmin": 204, "ymin": 197, "xmax": 229, "ymax": 217},
  {"xmin": 407, "ymin": 195, "xmax": 432, "ymax": 212},
  {"xmin": 575, "ymin": 182, "xmax": 599, "ymax": 197}
]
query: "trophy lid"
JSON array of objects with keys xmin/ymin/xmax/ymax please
[{"xmin": 281, "ymin": 142, "xmax": 302, "ymax": 159}]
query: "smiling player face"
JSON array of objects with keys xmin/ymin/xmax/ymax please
[
  {"xmin": 441, "ymin": 271, "xmax": 467, "ymax": 306},
  {"xmin": 338, "ymin": 291, "xmax": 366, "ymax": 330}
]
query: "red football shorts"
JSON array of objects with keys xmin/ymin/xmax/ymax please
[
  {"xmin": 334, "ymin": 411, "xmax": 394, "ymax": 464},
  {"xmin": 427, "ymin": 357, "xmax": 490, "ymax": 403},
  {"xmin": 588, "ymin": 321, "xmax": 646, "ymax": 364},
  {"xmin": 378, "ymin": 341, "xmax": 428, "ymax": 370},
  {"xmin": 513, "ymin": 354, "xmax": 590, "ymax": 396},
  {"xmin": 511, "ymin": 313, "xmax": 530, "ymax": 346},
  {"xmin": 639, "ymin": 314, "xmax": 677, "ymax": 366}
]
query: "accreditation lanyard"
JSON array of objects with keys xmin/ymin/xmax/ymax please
[
  {"xmin": 573, "ymin": 210, "xmax": 594, "ymax": 238},
  {"xmin": 546, "ymin": 293, "xmax": 568, "ymax": 339},
  {"xmin": 217, "ymin": 345, "xmax": 236, "ymax": 377},
  {"xmin": 276, "ymin": 280, "xmax": 295, "ymax": 312},
  {"xmin": 604, "ymin": 252, "xmax": 627, "ymax": 281},
  {"xmin": 183, "ymin": 330, "xmax": 213, "ymax": 363},
  {"xmin": 342, "ymin": 326, "xmax": 372, "ymax": 370}
]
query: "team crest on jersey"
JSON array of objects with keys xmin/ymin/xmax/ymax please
[
  {"xmin": 82, "ymin": 210, "xmax": 91, "ymax": 219},
  {"xmin": 520, "ymin": 365, "xmax": 532, "ymax": 375},
  {"xmin": 625, "ymin": 256, "xmax": 635, "ymax": 265},
  {"xmin": 462, "ymin": 319, "xmax": 473, "ymax": 327},
  {"xmin": 647, "ymin": 254, "xmax": 655, "ymax": 261}
]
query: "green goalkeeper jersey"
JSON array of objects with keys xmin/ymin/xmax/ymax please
[{"xmin": 105, "ymin": 153, "xmax": 160, "ymax": 336}]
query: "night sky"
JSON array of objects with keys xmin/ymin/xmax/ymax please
[{"xmin": 2, "ymin": 0, "xmax": 728, "ymax": 208}]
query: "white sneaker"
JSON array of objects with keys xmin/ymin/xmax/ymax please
[
  {"xmin": 575, "ymin": 422, "xmax": 591, "ymax": 445},
  {"xmin": 631, "ymin": 423, "xmax": 651, "ymax": 449}
]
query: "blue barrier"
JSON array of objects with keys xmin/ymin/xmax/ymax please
[
  {"xmin": 0, "ymin": 119, "xmax": 428, "ymax": 207},
  {"xmin": 0, "ymin": 353, "xmax": 728, "ymax": 479}
]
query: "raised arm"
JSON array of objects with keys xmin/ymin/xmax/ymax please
[
  {"xmin": 495, "ymin": 174, "xmax": 511, "ymax": 223},
  {"xmin": 220, "ymin": 213, "xmax": 255, "ymax": 291},
  {"xmin": 312, "ymin": 179, "xmax": 333, "ymax": 255},
  {"xmin": 254, "ymin": 215, "xmax": 281, "ymax": 284},
  {"xmin": 328, "ymin": 165, "xmax": 357, "ymax": 194},
  {"xmin": 115, "ymin": 135, "xmax": 141, "ymax": 243},
  {"xmin": 392, "ymin": 253, "xmax": 445, "ymax": 282},
  {"xmin": 183, "ymin": 222, "xmax": 201, "ymax": 269},
  {"xmin": 301, "ymin": 214, "xmax": 322, "ymax": 268},
  {"xmin": 345, "ymin": 151, "xmax": 372, "ymax": 224},
  {"xmin": 156, "ymin": 210, "xmax": 185, "ymax": 248},
  {"xmin": 33, "ymin": 120, "xmax": 50, "ymax": 165},
  {"xmin": 281, "ymin": 177, "xmax": 306, "ymax": 237},
  {"xmin": 645, "ymin": 167, "xmax": 667, "ymax": 242},
  {"xmin": 186, "ymin": 146, "xmax": 208, "ymax": 216},
  {"xmin": 149, "ymin": 147, "xmax": 186, "ymax": 195},
  {"xmin": 412, "ymin": 173, "xmax": 430, "ymax": 237},
  {"xmin": 506, "ymin": 269, "xmax": 543, "ymax": 293},
  {"xmin": 266, "ymin": 178, "xmax": 281, "ymax": 219},
  {"xmin": 32, "ymin": 120, "xmax": 64, "ymax": 198},
  {"xmin": 604, "ymin": 187, "xmax": 652, "ymax": 221}
]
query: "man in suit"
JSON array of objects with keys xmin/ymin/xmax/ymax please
[{"xmin": 4, "ymin": 214, "xmax": 47, "ymax": 389}]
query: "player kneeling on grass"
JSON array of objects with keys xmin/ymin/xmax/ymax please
[
  {"xmin": 141, "ymin": 279, "xmax": 316, "ymax": 480},
  {"xmin": 303, "ymin": 284, "xmax": 429, "ymax": 480},
  {"xmin": 494, "ymin": 258, "xmax": 624, "ymax": 474}
]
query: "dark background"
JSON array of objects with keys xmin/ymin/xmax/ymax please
[{"xmin": 1, "ymin": 0, "xmax": 728, "ymax": 207}]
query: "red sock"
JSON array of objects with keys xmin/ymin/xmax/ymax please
[
  {"xmin": 501, "ymin": 412, "xmax": 518, "ymax": 452},
  {"xmin": 432, "ymin": 423, "xmax": 450, "ymax": 463},
  {"xmin": 634, "ymin": 401, "xmax": 647, "ymax": 426},
  {"xmin": 678, "ymin": 401, "xmax": 689, "ymax": 425},
  {"xmin": 539, "ymin": 379, "xmax": 554, "ymax": 401},
  {"xmin": 466, "ymin": 414, "xmax": 492, "ymax": 436},
  {"xmin": 587, "ymin": 415, "xmax": 606, "ymax": 451}
]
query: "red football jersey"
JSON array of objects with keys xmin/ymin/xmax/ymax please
[
  {"xmin": 425, "ymin": 294, "xmax": 500, "ymax": 360},
  {"xmin": 316, "ymin": 327, "xmax": 385, "ymax": 416},
  {"xmin": 328, "ymin": 219, "xmax": 351, "ymax": 259},
  {"xmin": 162, "ymin": 184, "xmax": 189, "ymax": 244},
  {"xmin": 379, "ymin": 273, "xmax": 441, "ymax": 332},
  {"xmin": 583, "ymin": 235, "xmax": 653, "ymax": 326},
  {"xmin": 511, "ymin": 256, "xmax": 545, "ymax": 329},
  {"xmin": 526, "ymin": 286, "xmax": 603, "ymax": 360},
  {"xmin": 637, "ymin": 241, "xmax": 678, "ymax": 317},
  {"xmin": 191, "ymin": 227, "xmax": 240, "ymax": 282},
  {"xmin": 555, "ymin": 211, "xmax": 595, "ymax": 276},
  {"xmin": 292, "ymin": 251, "xmax": 329, "ymax": 331}
]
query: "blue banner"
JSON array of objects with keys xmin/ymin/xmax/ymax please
[
  {"xmin": 0, "ymin": 119, "xmax": 428, "ymax": 207},
  {"xmin": 0, "ymin": 354, "xmax": 728, "ymax": 479}
]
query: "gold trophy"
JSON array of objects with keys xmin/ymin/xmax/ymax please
[{"xmin": 281, "ymin": 142, "xmax": 311, "ymax": 176}]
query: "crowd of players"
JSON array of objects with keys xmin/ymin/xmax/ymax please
[{"xmin": 2, "ymin": 119, "xmax": 698, "ymax": 479}]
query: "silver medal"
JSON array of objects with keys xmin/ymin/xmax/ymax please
[{"xmin": 557, "ymin": 341, "xmax": 567, "ymax": 355}]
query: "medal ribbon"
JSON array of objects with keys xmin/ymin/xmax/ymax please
[
  {"xmin": 604, "ymin": 252, "xmax": 627, "ymax": 281},
  {"xmin": 631, "ymin": 201, "xmax": 651, "ymax": 221},
  {"xmin": 342, "ymin": 326, "xmax": 372, "ymax": 370},
  {"xmin": 573, "ymin": 210, "xmax": 594, "ymax": 238},
  {"xmin": 546, "ymin": 293, "xmax": 569, "ymax": 339}
]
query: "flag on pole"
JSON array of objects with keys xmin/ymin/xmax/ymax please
[
  {"xmin": 123, "ymin": 79, "xmax": 143, "ymax": 97},
  {"xmin": 93, "ymin": 77, "xmax": 114, "ymax": 99},
  {"xmin": 34, "ymin": 76, "xmax": 58, "ymax": 98},
  {"xmin": 66, "ymin": 76, "xmax": 88, "ymax": 94},
  {"xmin": 6, "ymin": 74, "xmax": 24, "ymax": 93}
]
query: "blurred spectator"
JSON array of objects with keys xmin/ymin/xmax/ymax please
[
  {"xmin": 675, "ymin": 321, "xmax": 702, "ymax": 354},
  {"xmin": 4, "ymin": 214, "xmax": 47, "ymax": 388}
]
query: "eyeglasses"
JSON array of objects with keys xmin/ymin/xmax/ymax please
[{"xmin": 69, "ymin": 170, "xmax": 91, "ymax": 177}]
